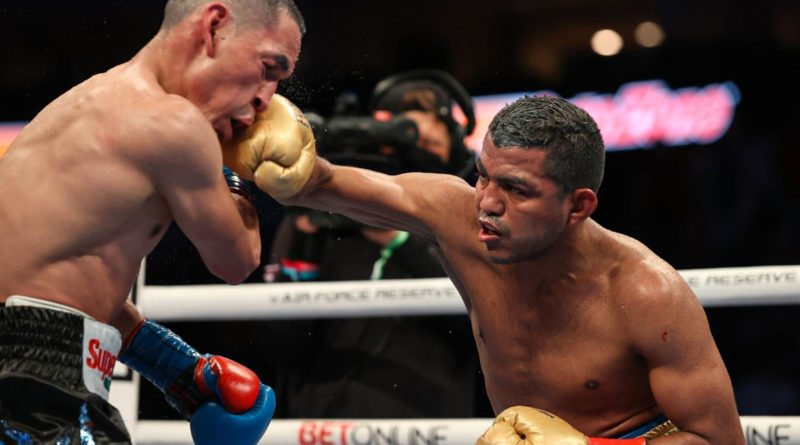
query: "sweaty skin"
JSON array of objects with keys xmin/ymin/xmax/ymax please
[
  {"xmin": 0, "ymin": 6, "xmax": 302, "ymax": 335},
  {"xmin": 279, "ymin": 135, "xmax": 743, "ymax": 445}
]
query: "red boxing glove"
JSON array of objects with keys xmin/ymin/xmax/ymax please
[
  {"xmin": 190, "ymin": 357, "xmax": 276, "ymax": 445},
  {"xmin": 194, "ymin": 355, "xmax": 260, "ymax": 414}
]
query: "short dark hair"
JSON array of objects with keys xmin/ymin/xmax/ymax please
[
  {"xmin": 161, "ymin": 0, "xmax": 305, "ymax": 34},
  {"xmin": 488, "ymin": 95, "xmax": 605, "ymax": 195},
  {"xmin": 373, "ymin": 81, "xmax": 452, "ymax": 120}
]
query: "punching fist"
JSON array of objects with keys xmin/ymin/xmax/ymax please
[
  {"xmin": 476, "ymin": 406, "xmax": 645, "ymax": 445},
  {"xmin": 221, "ymin": 94, "xmax": 316, "ymax": 198},
  {"xmin": 119, "ymin": 320, "xmax": 275, "ymax": 445}
]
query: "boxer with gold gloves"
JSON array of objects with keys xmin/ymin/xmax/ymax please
[{"xmin": 255, "ymin": 95, "xmax": 744, "ymax": 445}]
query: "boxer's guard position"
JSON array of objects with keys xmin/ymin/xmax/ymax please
[
  {"xmin": 222, "ymin": 94, "xmax": 745, "ymax": 444},
  {"xmin": 0, "ymin": 1, "xmax": 305, "ymax": 443}
]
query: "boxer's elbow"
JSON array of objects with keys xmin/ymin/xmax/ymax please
[
  {"xmin": 211, "ymin": 263, "xmax": 255, "ymax": 285},
  {"xmin": 208, "ymin": 247, "xmax": 260, "ymax": 285}
]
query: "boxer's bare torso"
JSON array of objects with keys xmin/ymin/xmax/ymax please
[
  {"xmin": 0, "ymin": 61, "xmax": 257, "ymax": 324},
  {"xmin": 0, "ymin": 66, "xmax": 173, "ymax": 321}
]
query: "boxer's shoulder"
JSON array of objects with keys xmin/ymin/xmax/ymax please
[
  {"xmin": 399, "ymin": 171, "xmax": 474, "ymax": 215},
  {"xmin": 131, "ymin": 94, "xmax": 211, "ymax": 140},
  {"xmin": 84, "ymin": 70, "xmax": 214, "ymax": 148},
  {"xmin": 112, "ymin": 94, "xmax": 218, "ymax": 167},
  {"xmin": 608, "ymin": 256, "xmax": 685, "ymax": 306},
  {"xmin": 399, "ymin": 171, "xmax": 477, "ymax": 243}
]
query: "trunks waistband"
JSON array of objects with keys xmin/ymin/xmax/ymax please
[
  {"xmin": 616, "ymin": 413, "xmax": 680, "ymax": 439},
  {"xmin": 0, "ymin": 296, "xmax": 121, "ymax": 400},
  {"xmin": 6, "ymin": 295, "xmax": 94, "ymax": 319}
]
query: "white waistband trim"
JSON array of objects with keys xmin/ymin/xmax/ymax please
[{"xmin": 6, "ymin": 295, "xmax": 95, "ymax": 320}]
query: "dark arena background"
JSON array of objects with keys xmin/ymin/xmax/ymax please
[{"xmin": 1, "ymin": 1, "xmax": 799, "ymax": 443}]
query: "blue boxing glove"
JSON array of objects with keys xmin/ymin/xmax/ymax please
[
  {"xmin": 191, "ymin": 380, "xmax": 276, "ymax": 445},
  {"xmin": 119, "ymin": 320, "xmax": 275, "ymax": 445}
]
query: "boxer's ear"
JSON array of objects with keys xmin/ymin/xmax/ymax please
[
  {"xmin": 567, "ymin": 188, "xmax": 597, "ymax": 226},
  {"xmin": 201, "ymin": 3, "xmax": 231, "ymax": 57}
]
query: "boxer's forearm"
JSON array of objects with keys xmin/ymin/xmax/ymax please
[{"xmin": 232, "ymin": 194, "xmax": 261, "ymax": 248}]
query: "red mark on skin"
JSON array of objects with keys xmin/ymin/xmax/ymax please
[{"xmin": 662, "ymin": 331, "xmax": 669, "ymax": 342}]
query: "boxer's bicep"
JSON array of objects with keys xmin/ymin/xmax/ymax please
[
  {"xmin": 633, "ymin": 281, "xmax": 740, "ymax": 444},
  {"xmin": 144, "ymin": 115, "xmax": 260, "ymax": 283}
]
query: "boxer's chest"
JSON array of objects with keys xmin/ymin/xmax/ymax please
[{"xmin": 472, "ymin": 286, "xmax": 651, "ymax": 412}]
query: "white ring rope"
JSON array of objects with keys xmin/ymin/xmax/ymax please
[
  {"xmin": 133, "ymin": 417, "xmax": 800, "ymax": 445},
  {"xmin": 137, "ymin": 265, "xmax": 800, "ymax": 321}
]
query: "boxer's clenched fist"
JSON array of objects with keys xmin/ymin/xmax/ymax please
[
  {"xmin": 476, "ymin": 406, "xmax": 646, "ymax": 445},
  {"xmin": 119, "ymin": 319, "xmax": 276, "ymax": 445},
  {"xmin": 221, "ymin": 94, "xmax": 316, "ymax": 199}
]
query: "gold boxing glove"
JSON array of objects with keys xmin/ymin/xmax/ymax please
[
  {"xmin": 475, "ymin": 406, "xmax": 646, "ymax": 445},
  {"xmin": 221, "ymin": 94, "xmax": 316, "ymax": 199}
]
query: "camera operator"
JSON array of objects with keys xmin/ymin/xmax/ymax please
[
  {"xmin": 267, "ymin": 69, "xmax": 477, "ymax": 283},
  {"xmin": 367, "ymin": 70, "xmax": 477, "ymax": 181},
  {"xmin": 264, "ymin": 70, "xmax": 483, "ymax": 418}
]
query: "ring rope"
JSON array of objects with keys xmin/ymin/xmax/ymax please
[{"xmin": 137, "ymin": 265, "xmax": 800, "ymax": 321}]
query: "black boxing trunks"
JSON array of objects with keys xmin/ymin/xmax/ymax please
[
  {"xmin": 0, "ymin": 296, "xmax": 130, "ymax": 444},
  {"xmin": 616, "ymin": 413, "xmax": 679, "ymax": 439}
]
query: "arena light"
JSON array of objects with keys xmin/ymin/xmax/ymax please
[
  {"xmin": 590, "ymin": 29, "xmax": 624, "ymax": 56},
  {"xmin": 461, "ymin": 79, "xmax": 741, "ymax": 152},
  {"xmin": 634, "ymin": 21, "xmax": 665, "ymax": 48}
]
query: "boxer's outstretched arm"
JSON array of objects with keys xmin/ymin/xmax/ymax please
[
  {"xmin": 627, "ymin": 267, "xmax": 744, "ymax": 445},
  {"xmin": 220, "ymin": 93, "xmax": 472, "ymax": 243},
  {"xmin": 281, "ymin": 156, "xmax": 473, "ymax": 242}
]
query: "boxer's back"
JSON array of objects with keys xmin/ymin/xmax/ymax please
[{"xmin": 0, "ymin": 66, "xmax": 175, "ymax": 321}]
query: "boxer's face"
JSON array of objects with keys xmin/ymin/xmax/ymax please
[
  {"xmin": 475, "ymin": 137, "xmax": 571, "ymax": 264},
  {"xmin": 192, "ymin": 11, "xmax": 302, "ymax": 141}
]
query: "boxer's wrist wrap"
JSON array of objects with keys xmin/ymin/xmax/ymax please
[
  {"xmin": 118, "ymin": 319, "xmax": 209, "ymax": 419},
  {"xmin": 224, "ymin": 165, "xmax": 252, "ymax": 202},
  {"xmin": 588, "ymin": 438, "xmax": 647, "ymax": 445}
]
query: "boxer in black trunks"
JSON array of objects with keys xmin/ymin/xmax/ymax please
[{"xmin": 0, "ymin": 0, "xmax": 306, "ymax": 443}]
